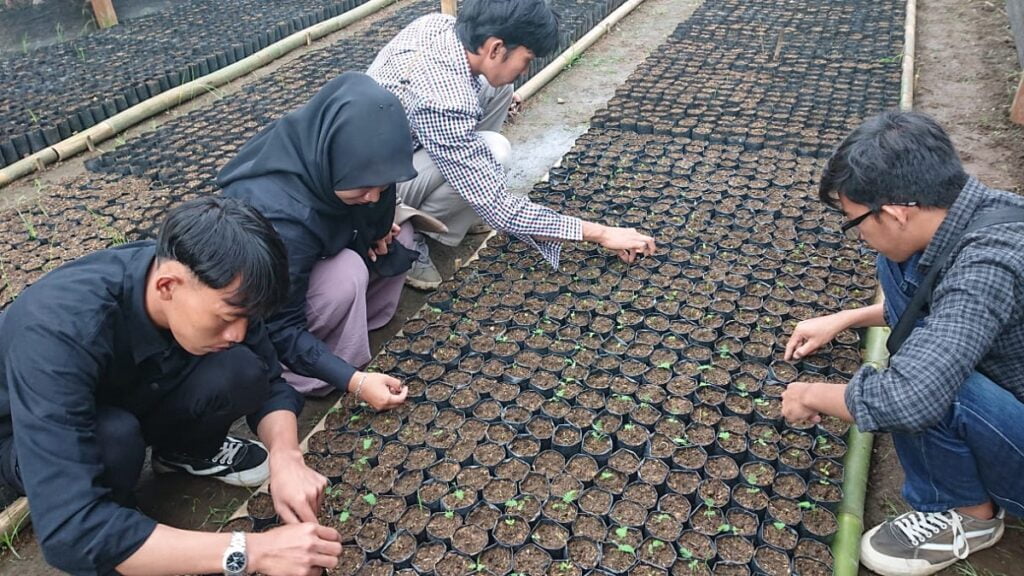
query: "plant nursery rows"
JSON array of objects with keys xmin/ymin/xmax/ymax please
[
  {"xmin": 0, "ymin": 0, "xmax": 626, "ymax": 168},
  {"xmin": 218, "ymin": 0, "xmax": 900, "ymax": 574},
  {"xmin": 0, "ymin": 0, "xmax": 905, "ymax": 573}
]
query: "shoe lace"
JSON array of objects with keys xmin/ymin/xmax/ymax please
[
  {"xmin": 212, "ymin": 439, "xmax": 244, "ymax": 466},
  {"xmin": 892, "ymin": 510, "xmax": 969, "ymax": 558}
]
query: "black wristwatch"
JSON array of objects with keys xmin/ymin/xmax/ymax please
[{"xmin": 222, "ymin": 531, "xmax": 248, "ymax": 576}]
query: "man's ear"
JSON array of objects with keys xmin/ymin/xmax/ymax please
[
  {"xmin": 154, "ymin": 264, "xmax": 186, "ymax": 302},
  {"xmin": 880, "ymin": 204, "xmax": 912, "ymax": 228},
  {"xmin": 482, "ymin": 36, "xmax": 505, "ymax": 59}
]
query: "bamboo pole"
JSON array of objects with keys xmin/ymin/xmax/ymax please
[
  {"xmin": 440, "ymin": 0, "xmax": 457, "ymax": 16},
  {"xmin": 831, "ymin": 320, "xmax": 887, "ymax": 576},
  {"xmin": 515, "ymin": 0, "xmax": 648, "ymax": 101},
  {"xmin": 0, "ymin": 0, "xmax": 399, "ymax": 189},
  {"xmin": 0, "ymin": 498, "xmax": 29, "ymax": 550},
  {"xmin": 900, "ymin": 0, "xmax": 917, "ymax": 111},
  {"xmin": 91, "ymin": 0, "xmax": 119, "ymax": 29}
]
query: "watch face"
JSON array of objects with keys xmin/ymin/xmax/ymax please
[{"xmin": 226, "ymin": 551, "xmax": 246, "ymax": 572}]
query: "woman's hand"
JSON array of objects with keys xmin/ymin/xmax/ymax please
[{"xmin": 368, "ymin": 224, "xmax": 401, "ymax": 262}]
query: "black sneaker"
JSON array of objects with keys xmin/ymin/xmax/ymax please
[{"xmin": 152, "ymin": 436, "xmax": 269, "ymax": 487}]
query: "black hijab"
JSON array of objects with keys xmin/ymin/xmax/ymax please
[{"xmin": 217, "ymin": 72, "xmax": 418, "ymax": 276}]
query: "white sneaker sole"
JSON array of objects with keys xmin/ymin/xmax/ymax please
[
  {"xmin": 860, "ymin": 522, "xmax": 1005, "ymax": 576},
  {"xmin": 151, "ymin": 455, "xmax": 270, "ymax": 488},
  {"xmin": 405, "ymin": 275, "xmax": 441, "ymax": 291}
]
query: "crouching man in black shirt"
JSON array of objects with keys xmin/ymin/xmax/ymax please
[{"xmin": 0, "ymin": 197, "xmax": 341, "ymax": 575}]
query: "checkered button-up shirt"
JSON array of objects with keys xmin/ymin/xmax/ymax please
[
  {"xmin": 367, "ymin": 14, "xmax": 582, "ymax": 268},
  {"xmin": 846, "ymin": 177, "xmax": 1024, "ymax": 433}
]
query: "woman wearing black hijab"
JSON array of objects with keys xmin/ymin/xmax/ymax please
[{"xmin": 219, "ymin": 72, "xmax": 428, "ymax": 409}]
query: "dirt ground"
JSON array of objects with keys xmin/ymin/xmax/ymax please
[
  {"xmin": 0, "ymin": 0, "xmax": 1023, "ymax": 574},
  {"xmin": 859, "ymin": 1, "xmax": 1024, "ymax": 576}
]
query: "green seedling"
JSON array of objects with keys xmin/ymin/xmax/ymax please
[
  {"xmin": 453, "ymin": 489, "xmax": 466, "ymax": 501},
  {"xmin": 614, "ymin": 526, "xmax": 629, "ymax": 539},
  {"xmin": 656, "ymin": 362, "xmax": 672, "ymax": 370},
  {"xmin": 717, "ymin": 523, "xmax": 739, "ymax": 535},
  {"xmin": 362, "ymin": 437, "xmax": 373, "ymax": 450},
  {"xmin": 76, "ymin": 45, "xmax": 86, "ymax": 61},
  {"xmin": 561, "ymin": 490, "xmax": 578, "ymax": 504},
  {"xmin": 616, "ymin": 544, "xmax": 635, "ymax": 554},
  {"xmin": 717, "ymin": 431, "xmax": 731, "ymax": 441},
  {"xmin": 362, "ymin": 493, "xmax": 377, "ymax": 506},
  {"xmin": 772, "ymin": 521, "xmax": 786, "ymax": 531},
  {"xmin": 445, "ymin": 510, "xmax": 455, "ymax": 519},
  {"xmin": 338, "ymin": 510, "xmax": 351, "ymax": 523},
  {"xmin": 16, "ymin": 209, "xmax": 37, "ymax": 240},
  {"xmin": 504, "ymin": 517, "xmax": 517, "ymax": 525},
  {"xmin": 672, "ymin": 436, "xmax": 690, "ymax": 446},
  {"xmin": 21, "ymin": 32, "xmax": 29, "ymax": 55},
  {"xmin": 557, "ymin": 561, "xmax": 572, "ymax": 573},
  {"xmin": 797, "ymin": 501, "xmax": 816, "ymax": 510},
  {"xmin": 648, "ymin": 540, "xmax": 665, "ymax": 552}
]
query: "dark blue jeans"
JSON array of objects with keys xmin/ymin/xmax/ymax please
[{"xmin": 879, "ymin": 253, "xmax": 1024, "ymax": 516}]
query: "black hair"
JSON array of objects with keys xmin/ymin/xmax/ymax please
[
  {"xmin": 156, "ymin": 197, "xmax": 289, "ymax": 319},
  {"xmin": 455, "ymin": 0, "xmax": 560, "ymax": 58},
  {"xmin": 818, "ymin": 110, "xmax": 968, "ymax": 211}
]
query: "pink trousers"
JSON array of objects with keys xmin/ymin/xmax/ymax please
[{"xmin": 282, "ymin": 223, "xmax": 414, "ymax": 395}]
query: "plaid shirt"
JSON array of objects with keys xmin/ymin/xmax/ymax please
[
  {"xmin": 846, "ymin": 177, "xmax": 1024, "ymax": 433},
  {"xmin": 367, "ymin": 14, "xmax": 582, "ymax": 268}
]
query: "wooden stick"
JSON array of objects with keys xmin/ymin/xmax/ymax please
[
  {"xmin": 1011, "ymin": 73, "xmax": 1024, "ymax": 125},
  {"xmin": 441, "ymin": 0, "xmax": 457, "ymax": 16},
  {"xmin": 90, "ymin": 0, "xmax": 119, "ymax": 29}
]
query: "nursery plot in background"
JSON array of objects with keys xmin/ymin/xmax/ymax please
[
  {"xmin": 0, "ymin": 0, "xmax": 631, "ymax": 168},
  {"xmin": 0, "ymin": 0, "xmax": 376, "ymax": 163}
]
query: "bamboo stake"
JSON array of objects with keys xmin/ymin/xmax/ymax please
[
  {"xmin": 441, "ymin": 0, "xmax": 457, "ymax": 16},
  {"xmin": 91, "ymin": 0, "xmax": 119, "ymax": 29}
]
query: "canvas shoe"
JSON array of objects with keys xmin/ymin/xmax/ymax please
[
  {"xmin": 406, "ymin": 232, "xmax": 442, "ymax": 290},
  {"xmin": 860, "ymin": 508, "xmax": 1004, "ymax": 576},
  {"xmin": 152, "ymin": 436, "xmax": 269, "ymax": 488}
]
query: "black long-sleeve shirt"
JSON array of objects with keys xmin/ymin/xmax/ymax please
[
  {"xmin": 224, "ymin": 176, "xmax": 360, "ymax": 391},
  {"xmin": 0, "ymin": 242, "xmax": 303, "ymax": 574}
]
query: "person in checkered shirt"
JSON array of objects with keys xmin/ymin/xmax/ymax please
[
  {"xmin": 368, "ymin": 0, "xmax": 655, "ymax": 289},
  {"xmin": 780, "ymin": 111, "xmax": 1024, "ymax": 576}
]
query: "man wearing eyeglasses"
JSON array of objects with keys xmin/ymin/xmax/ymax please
[{"xmin": 780, "ymin": 110, "xmax": 1024, "ymax": 576}]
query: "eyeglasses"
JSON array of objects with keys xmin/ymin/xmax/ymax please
[{"xmin": 840, "ymin": 202, "xmax": 918, "ymax": 240}]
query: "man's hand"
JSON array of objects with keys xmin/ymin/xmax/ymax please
[
  {"xmin": 507, "ymin": 93, "xmax": 523, "ymax": 122},
  {"xmin": 368, "ymin": 223, "xmax": 401, "ymax": 262},
  {"xmin": 350, "ymin": 371, "xmax": 408, "ymax": 410},
  {"xmin": 781, "ymin": 381, "xmax": 822, "ymax": 424},
  {"xmin": 583, "ymin": 223, "xmax": 656, "ymax": 263},
  {"xmin": 784, "ymin": 312, "xmax": 851, "ymax": 361},
  {"xmin": 269, "ymin": 450, "xmax": 328, "ymax": 524},
  {"xmin": 249, "ymin": 524, "xmax": 341, "ymax": 576}
]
